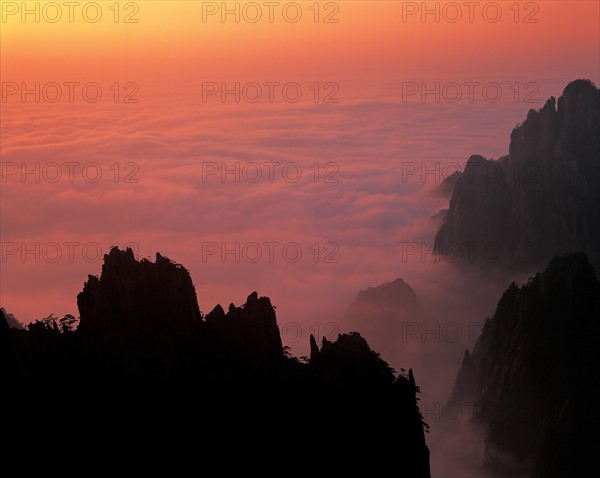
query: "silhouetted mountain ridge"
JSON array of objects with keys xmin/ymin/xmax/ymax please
[{"xmin": 1, "ymin": 247, "xmax": 431, "ymax": 475}]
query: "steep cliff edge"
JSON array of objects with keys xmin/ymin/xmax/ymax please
[
  {"xmin": 435, "ymin": 80, "xmax": 600, "ymax": 270},
  {"xmin": 452, "ymin": 253, "xmax": 600, "ymax": 477}
]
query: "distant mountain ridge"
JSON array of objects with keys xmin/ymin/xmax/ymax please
[
  {"xmin": 0, "ymin": 308, "xmax": 23, "ymax": 329},
  {"xmin": 342, "ymin": 278, "xmax": 423, "ymax": 365},
  {"xmin": 435, "ymin": 80, "xmax": 600, "ymax": 270}
]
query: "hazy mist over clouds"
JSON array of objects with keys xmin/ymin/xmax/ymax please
[{"xmin": 3, "ymin": 1, "xmax": 599, "ymax": 472}]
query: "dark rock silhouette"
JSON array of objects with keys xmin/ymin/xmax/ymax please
[
  {"xmin": 0, "ymin": 308, "xmax": 23, "ymax": 329},
  {"xmin": 204, "ymin": 291, "xmax": 283, "ymax": 364},
  {"xmin": 305, "ymin": 332, "xmax": 430, "ymax": 475},
  {"xmin": 77, "ymin": 247, "xmax": 202, "ymax": 337},
  {"xmin": 1, "ymin": 308, "xmax": 28, "ymax": 404},
  {"xmin": 452, "ymin": 253, "xmax": 600, "ymax": 477},
  {"xmin": 1, "ymin": 247, "xmax": 431, "ymax": 474},
  {"xmin": 435, "ymin": 80, "xmax": 600, "ymax": 270},
  {"xmin": 342, "ymin": 278, "xmax": 423, "ymax": 365},
  {"xmin": 433, "ymin": 170, "xmax": 462, "ymax": 197}
]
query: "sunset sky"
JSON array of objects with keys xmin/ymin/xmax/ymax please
[
  {"xmin": 2, "ymin": 1, "xmax": 599, "ymax": 475},
  {"xmin": 2, "ymin": 0, "xmax": 599, "ymax": 327},
  {"xmin": 2, "ymin": 1, "xmax": 599, "ymax": 79},
  {"xmin": 2, "ymin": 0, "xmax": 598, "ymax": 329}
]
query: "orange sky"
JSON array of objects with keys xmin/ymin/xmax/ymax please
[
  {"xmin": 1, "ymin": 0, "xmax": 599, "ymax": 324},
  {"xmin": 3, "ymin": 1, "xmax": 598, "ymax": 332},
  {"xmin": 2, "ymin": 1, "xmax": 599, "ymax": 82}
]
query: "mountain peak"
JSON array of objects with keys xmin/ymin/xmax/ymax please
[
  {"xmin": 343, "ymin": 278, "xmax": 423, "ymax": 368},
  {"xmin": 435, "ymin": 80, "xmax": 600, "ymax": 270},
  {"xmin": 562, "ymin": 78, "xmax": 597, "ymax": 97},
  {"xmin": 77, "ymin": 247, "xmax": 202, "ymax": 336}
]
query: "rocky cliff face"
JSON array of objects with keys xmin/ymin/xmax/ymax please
[
  {"xmin": 452, "ymin": 253, "xmax": 600, "ymax": 477},
  {"xmin": 435, "ymin": 80, "xmax": 600, "ymax": 270},
  {"xmin": 204, "ymin": 291, "xmax": 284, "ymax": 364},
  {"xmin": 77, "ymin": 247, "xmax": 202, "ymax": 337},
  {"xmin": 434, "ymin": 171, "xmax": 462, "ymax": 198}
]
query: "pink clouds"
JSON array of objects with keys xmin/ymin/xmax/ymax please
[
  {"xmin": 2, "ymin": 75, "xmax": 598, "ymax": 477},
  {"xmin": 0, "ymin": 76, "xmax": 594, "ymax": 326}
]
